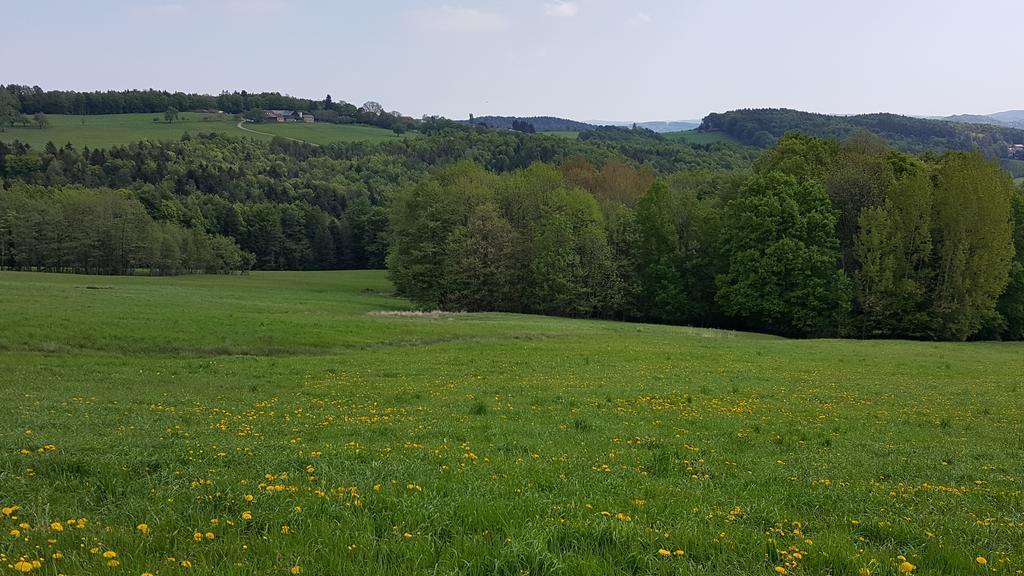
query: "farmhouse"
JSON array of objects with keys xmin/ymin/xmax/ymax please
[{"xmin": 263, "ymin": 110, "xmax": 315, "ymax": 123}]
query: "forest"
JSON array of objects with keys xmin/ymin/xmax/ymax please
[
  {"xmin": 2, "ymin": 91, "xmax": 1023, "ymax": 340},
  {"xmin": 0, "ymin": 118, "xmax": 756, "ymax": 272},
  {"xmin": 389, "ymin": 134, "xmax": 1024, "ymax": 342},
  {"xmin": 700, "ymin": 108, "xmax": 1024, "ymax": 156}
]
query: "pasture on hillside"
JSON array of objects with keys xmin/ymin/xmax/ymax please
[
  {"xmin": 0, "ymin": 113, "xmax": 238, "ymax": 149},
  {"xmin": 0, "ymin": 270, "xmax": 1021, "ymax": 575},
  {"xmin": 241, "ymin": 122, "xmax": 415, "ymax": 145},
  {"xmin": 0, "ymin": 114, "xmax": 412, "ymax": 149}
]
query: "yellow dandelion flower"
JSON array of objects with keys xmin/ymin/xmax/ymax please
[
  {"xmin": 205, "ymin": 532, "xmax": 214, "ymax": 540},
  {"xmin": 50, "ymin": 522, "xmax": 64, "ymax": 532},
  {"xmin": 107, "ymin": 559, "xmax": 121, "ymax": 568},
  {"xmin": 290, "ymin": 566, "xmax": 303, "ymax": 575},
  {"xmin": 136, "ymin": 523, "xmax": 150, "ymax": 535},
  {"xmin": 775, "ymin": 567, "xmax": 788, "ymax": 575},
  {"xmin": 898, "ymin": 561, "xmax": 916, "ymax": 573},
  {"xmin": 242, "ymin": 511, "xmax": 252, "ymax": 521},
  {"xmin": 180, "ymin": 560, "xmax": 192, "ymax": 569},
  {"xmin": 244, "ymin": 494, "xmax": 254, "ymax": 502},
  {"xmin": 103, "ymin": 551, "xmax": 117, "ymax": 559},
  {"xmin": 976, "ymin": 556, "xmax": 987, "ymax": 566},
  {"xmin": 859, "ymin": 568, "xmax": 871, "ymax": 576},
  {"xmin": 193, "ymin": 532, "xmax": 203, "ymax": 542},
  {"xmin": 13, "ymin": 560, "xmax": 34, "ymax": 573},
  {"xmin": 657, "ymin": 549, "xmax": 672, "ymax": 557},
  {"xmin": 10, "ymin": 528, "xmax": 21, "ymax": 537},
  {"xmin": 673, "ymin": 550, "xmax": 685, "ymax": 556}
]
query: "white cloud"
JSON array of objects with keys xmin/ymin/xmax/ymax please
[
  {"xmin": 543, "ymin": 1, "xmax": 578, "ymax": 18},
  {"xmin": 413, "ymin": 5, "xmax": 508, "ymax": 32},
  {"xmin": 626, "ymin": 11, "xmax": 652, "ymax": 26}
]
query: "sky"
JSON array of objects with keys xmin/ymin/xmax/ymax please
[{"xmin": 2, "ymin": 0, "xmax": 1022, "ymax": 122}]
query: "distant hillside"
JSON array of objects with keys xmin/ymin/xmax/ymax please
[
  {"xmin": 942, "ymin": 110, "xmax": 1024, "ymax": 129},
  {"xmin": 988, "ymin": 110, "xmax": 1024, "ymax": 124},
  {"xmin": 598, "ymin": 120, "xmax": 701, "ymax": 133},
  {"xmin": 699, "ymin": 108, "xmax": 1024, "ymax": 153},
  {"xmin": 943, "ymin": 114, "xmax": 1006, "ymax": 127},
  {"xmin": 466, "ymin": 116, "xmax": 596, "ymax": 133},
  {"xmin": 635, "ymin": 121, "xmax": 700, "ymax": 132}
]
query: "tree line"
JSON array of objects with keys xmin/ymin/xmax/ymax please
[
  {"xmin": 700, "ymin": 108, "xmax": 1024, "ymax": 157},
  {"xmin": 0, "ymin": 184, "xmax": 252, "ymax": 275},
  {"xmin": 0, "ymin": 120, "xmax": 756, "ymax": 273},
  {"xmin": 0, "ymin": 85, "xmax": 413, "ymax": 132},
  {"xmin": 3, "ymin": 112, "xmax": 1021, "ymax": 340},
  {"xmin": 389, "ymin": 133, "xmax": 1024, "ymax": 341}
]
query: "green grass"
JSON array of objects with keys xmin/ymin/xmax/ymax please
[
  {"xmin": 242, "ymin": 122, "xmax": 415, "ymax": 145},
  {"xmin": 662, "ymin": 130, "xmax": 740, "ymax": 145},
  {"xmin": 0, "ymin": 114, "xmax": 414, "ymax": 149},
  {"xmin": 0, "ymin": 113, "xmax": 238, "ymax": 149},
  {"xmin": 0, "ymin": 270, "xmax": 1021, "ymax": 575}
]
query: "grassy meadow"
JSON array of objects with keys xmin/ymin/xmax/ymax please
[
  {"xmin": 0, "ymin": 114, "xmax": 410, "ymax": 149},
  {"xmin": 243, "ymin": 123, "xmax": 413, "ymax": 145},
  {"xmin": 0, "ymin": 114, "xmax": 238, "ymax": 149},
  {"xmin": 0, "ymin": 270, "xmax": 1022, "ymax": 575}
]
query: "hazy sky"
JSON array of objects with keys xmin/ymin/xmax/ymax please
[{"xmin": 3, "ymin": 0, "xmax": 1022, "ymax": 121}]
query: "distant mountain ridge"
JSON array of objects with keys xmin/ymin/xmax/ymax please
[
  {"xmin": 942, "ymin": 110, "xmax": 1024, "ymax": 129},
  {"xmin": 465, "ymin": 116, "xmax": 596, "ymax": 133},
  {"xmin": 464, "ymin": 116, "xmax": 701, "ymax": 133},
  {"xmin": 595, "ymin": 120, "xmax": 701, "ymax": 133}
]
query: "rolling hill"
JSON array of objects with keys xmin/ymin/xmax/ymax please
[
  {"xmin": 0, "ymin": 113, "xmax": 411, "ymax": 148},
  {"xmin": 466, "ymin": 116, "xmax": 597, "ymax": 133},
  {"xmin": 942, "ymin": 110, "xmax": 1024, "ymax": 129},
  {"xmin": 698, "ymin": 108, "xmax": 1024, "ymax": 152},
  {"xmin": 465, "ymin": 117, "xmax": 701, "ymax": 134}
]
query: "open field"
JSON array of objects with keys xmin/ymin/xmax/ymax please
[
  {"xmin": 243, "ymin": 122, "xmax": 414, "ymax": 145},
  {"xmin": 0, "ymin": 270, "xmax": 1022, "ymax": 575},
  {"xmin": 0, "ymin": 114, "xmax": 411, "ymax": 149},
  {"xmin": 662, "ymin": 131, "xmax": 740, "ymax": 145},
  {"xmin": 0, "ymin": 113, "xmax": 238, "ymax": 149}
]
